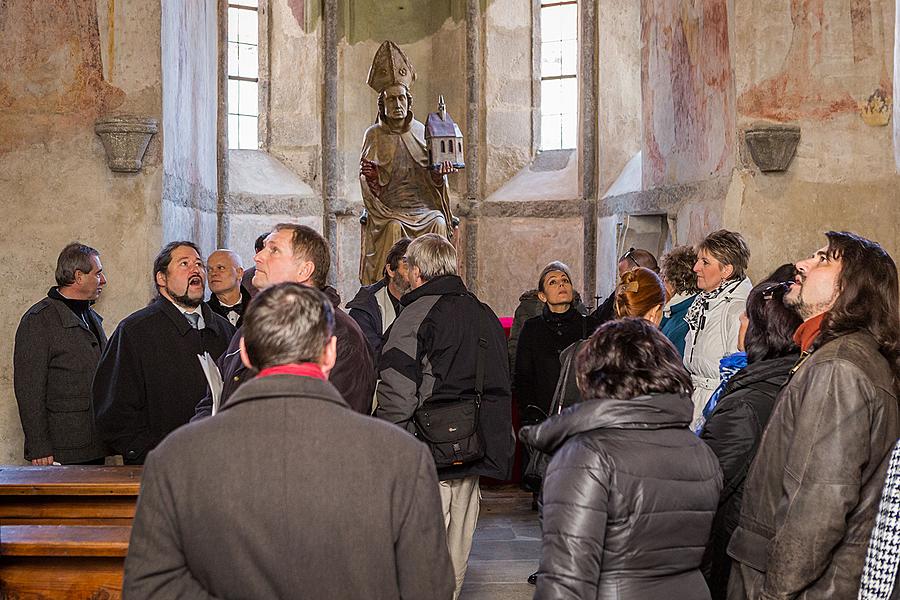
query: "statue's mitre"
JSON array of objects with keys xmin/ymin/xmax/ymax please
[{"xmin": 367, "ymin": 41, "xmax": 416, "ymax": 93}]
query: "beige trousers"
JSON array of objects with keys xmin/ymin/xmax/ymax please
[{"xmin": 438, "ymin": 475, "xmax": 481, "ymax": 600}]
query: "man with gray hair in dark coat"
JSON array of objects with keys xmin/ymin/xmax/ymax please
[
  {"xmin": 376, "ymin": 233, "xmax": 514, "ymax": 599},
  {"xmin": 124, "ymin": 283, "xmax": 454, "ymax": 599},
  {"xmin": 14, "ymin": 242, "xmax": 109, "ymax": 465}
]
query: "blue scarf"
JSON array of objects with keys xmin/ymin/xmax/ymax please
[{"xmin": 692, "ymin": 351, "xmax": 747, "ymax": 435}]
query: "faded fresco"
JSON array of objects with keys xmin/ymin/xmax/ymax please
[
  {"xmin": 641, "ymin": 0, "xmax": 735, "ymax": 188},
  {"xmin": 736, "ymin": 0, "xmax": 892, "ymax": 122},
  {"xmin": 0, "ymin": 0, "xmax": 125, "ymax": 151}
]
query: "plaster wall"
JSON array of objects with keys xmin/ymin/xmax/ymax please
[
  {"xmin": 731, "ymin": 0, "xmax": 900, "ymax": 281},
  {"xmin": 0, "ymin": 0, "xmax": 164, "ymax": 464},
  {"xmin": 483, "ymin": 0, "xmax": 533, "ymax": 197},
  {"xmin": 640, "ymin": 0, "xmax": 735, "ymax": 188},
  {"xmin": 161, "ymin": 0, "xmax": 218, "ymax": 254},
  {"xmin": 477, "ymin": 217, "xmax": 584, "ymax": 317},
  {"xmin": 597, "ymin": 0, "xmax": 642, "ymax": 196}
]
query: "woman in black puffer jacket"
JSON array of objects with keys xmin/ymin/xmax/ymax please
[
  {"xmin": 520, "ymin": 318, "xmax": 722, "ymax": 600},
  {"xmin": 699, "ymin": 266, "xmax": 801, "ymax": 600}
]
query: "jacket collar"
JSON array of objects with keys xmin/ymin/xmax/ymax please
[
  {"xmin": 521, "ymin": 393, "xmax": 693, "ymax": 453},
  {"xmin": 346, "ymin": 279, "xmax": 387, "ymax": 312},
  {"xmin": 724, "ymin": 353, "xmax": 799, "ymax": 392},
  {"xmin": 220, "ymin": 373, "xmax": 349, "ymax": 413},
  {"xmin": 155, "ymin": 296, "xmax": 213, "ymax": 336},
  {"xmin": 401, "ymin": 275, "xmax": 467, "ymax": 306},
  {"xmin": 542, "ymin": 304, "xmax": 579, "ymax": 323}
]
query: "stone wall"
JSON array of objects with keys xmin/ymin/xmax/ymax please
[
  {"xmin": 161, "ymin": 0, "xmax": 219, "ymax": 254},
  {"xmin": 0, "ymin": 0, "xmax": 165, "ymax": 463}
]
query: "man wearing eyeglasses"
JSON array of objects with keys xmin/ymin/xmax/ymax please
[
  {"xmin": 727, "ymin": 232, "xmax": 900, "ymax": 600},
  {"xmin": 593, "ymin": 247, "xmax": 659, "ymax": 321}
]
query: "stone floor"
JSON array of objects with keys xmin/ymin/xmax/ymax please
[{"xmin": 460, "ymin": 485, "xmax": 540, "ymax": 600}]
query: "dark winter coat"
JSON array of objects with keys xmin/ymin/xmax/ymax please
[
  {"xmin": 346, "ymin": 278, "xmax": 402, "ymax": 363},
  {"xmin": 507, "ymin": 289, "xmax": 588, "ymax": 379},
  {"xmin": 727, "ymin": 332, "xmax": 899, "ymax": 600},
  {"xmin": 699, "ymin": 353, "xmax": 798, "ymax": 600},
  {"xmin": 192, "ymin": 285, "xmax": 376, "ymax": 418},
  {"xmin": 124, "ymin": 374, "xmax": 454, "ymax": 600},
  {"xmin": 514, "ymin": 305, "xmax": 599, "ymax": 421},
  {"xmin": 521, "ymin": 393, "xmax": 723, "ymax": 600},
  {"xmin": 92, "ymin": 298, "xmax": 234, "ymax": 464},
  {"xmin": 207, "ymin": 284, "xmax": 252, "ymax": 327},
  {"xmin": 375, "ymin": 275, "xmax": 515, "ymax": 481},
  {"xmin": 661, "ymin": 294, "xmax": 696, "ymax": 356},
  {"xmin": 13, "ymin": 294, "xmax": 108, "ymax": 463}
]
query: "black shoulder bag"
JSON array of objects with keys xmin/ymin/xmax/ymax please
[{"xmin": 412, "ymin": 303, "xmax": 488, "ymax": 468}]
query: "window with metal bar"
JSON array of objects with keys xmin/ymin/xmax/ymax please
[
  {"xmin": 539, "ymin": 0, "xmax": 577, "ymax": 150},
  {"xmin": 227, "ymin": 1, "xmax": 259, "ymax": 149}
]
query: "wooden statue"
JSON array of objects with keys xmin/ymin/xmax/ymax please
[{"xmin": 358, "ymin": 41, "xmax": 457, "ymax": 285}]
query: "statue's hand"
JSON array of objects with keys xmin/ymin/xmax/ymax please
[
  {"xmin": 360, "ymin": 158, "xmax": 381, "ymax": 197},
  {"xmin": 431, "ymin": 160, "xmax": 458, "ymax": 184}
]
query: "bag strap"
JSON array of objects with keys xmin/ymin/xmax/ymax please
[{"xmin": 474, "ymin": 297, "xmax": 488, "ymax": 397}]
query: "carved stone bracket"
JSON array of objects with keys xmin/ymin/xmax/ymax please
[
  {"xmin": 744, "ymin": 123, "xmax": 801, "ymax": 173},
  {"xmin": 95, "ymin": 116, "xmax": 159, "ymax": 173}
]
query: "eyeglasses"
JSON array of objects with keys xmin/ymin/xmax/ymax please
[
  {"xmin": 761, "ymin": 281, "xmax": 792, "ymax": 301},
  {"xmin": 622, "ymin": 247, "xmax": 640, "ymax": 269}
]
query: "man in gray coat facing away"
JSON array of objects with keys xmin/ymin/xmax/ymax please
[{"xmin": 124, "ymin": 283, "xmax": 454, "ymax": 600}]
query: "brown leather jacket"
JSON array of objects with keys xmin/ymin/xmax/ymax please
[{"xmin": 727, "ymin": 331, "xmax": 899, "ymax": 600}]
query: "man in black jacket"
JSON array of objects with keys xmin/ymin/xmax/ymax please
[
  {"xmin": 192, "ymin": 224, "xmax": 376, "ymax": 418},
  {"xmin": 124, "ymin": 283, "xmax": 454, "ymax": 599},
  {"xmin": 346, "ymin": 236, "xmax": 411, "ymax": 361},
  {"xmin": 376, "ymin": 233, "xmax": 514, "ymax": 599},
  {"xmin": 206, "ymin": 249, "xmax": 250, "ymax": 327},
  {"xmin": 93, "ymin": 242, "xmax": 234, "ymax": 464},
  {"xmin": 14, "ymin": 242, "xmax": 109, "ymax": 465}
]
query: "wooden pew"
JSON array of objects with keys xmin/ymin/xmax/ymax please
[
  {"xmin": 0, "ymin": 466, "xmax": 142, "ymax": 526},
  {"xmin": 0, "ymin": 524, "xmax": 129, "ymax": 599}
]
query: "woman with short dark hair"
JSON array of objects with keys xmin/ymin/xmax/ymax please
[
  {"xmin": 521, "ymin": 318, "xmax": 722, "ymax": 600},
  {"xmin": 660, "ymin": 245, "xmax": 701, "ymax": 355},
  {"xmin": 699, "ymin": 265, "xmax": 802, "ymax": 600},
  {"xmin": 684, "ymin": 230, "xmax": 753, "ymax": 427}
]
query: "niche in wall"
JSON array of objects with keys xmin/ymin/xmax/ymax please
[{"xmin": 615, "ymin": 213, "xmax": 672, "ymax": 263}]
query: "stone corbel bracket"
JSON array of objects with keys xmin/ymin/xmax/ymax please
[
  {"xmin": 743, "ymin": 123, "xmax": 801, "ymax": 173},
  {"xmin": 95, "ymin": 115, "xmax": 159, "ymax": 173}
]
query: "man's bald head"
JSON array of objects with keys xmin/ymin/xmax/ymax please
[{"xmin": 208, "ymin": 249, "xmax": 244, "ymax": 297}]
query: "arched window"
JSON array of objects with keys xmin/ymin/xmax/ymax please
[
  {"xmin": 227, "ymin": 1, "xmax": 259, "ymax": 149},
  {"xmin": 441, "ymin": 140, "xmax": 446, "ymax": 154},
  {"xmin": 539, "ymin": 0, "xmax": 577, "ymax": 150}
]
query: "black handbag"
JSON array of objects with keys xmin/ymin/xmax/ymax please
[{"xmin": 413, "ymin": 303, "xmax": 488, "ymax": 468}]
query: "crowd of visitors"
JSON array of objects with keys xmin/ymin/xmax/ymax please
[{"xmin": 10, "ymin": 226, "xmax": 900, "ymax": 599}]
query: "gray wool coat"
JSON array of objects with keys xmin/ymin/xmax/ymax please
[
  {"xmin": 13, "ymin": 296, "xmax": 108, "ymax": 463},
  {"xmin": 124, "ymin": 373, "xmax": 455, "ymax": 600}
]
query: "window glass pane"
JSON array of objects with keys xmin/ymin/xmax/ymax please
[
  {"xmin": 561, "ymin": 110, "xmax": 577, "ymax": 149},
  {"xmin": 541, "ymin": 4, "xmax": 576, "ymax": 43},
  {"xmin": 541, "ymin": 114, "xmax": 562, "ymax": 151},
  {"xmin": 237, "ymin": 8, "xmax": 258, "ymax": 45},
  {"xmin": 227, "ymin": 8, "xmax": 238, "ymax": 42},
  {"xmin": 541, "ymin": 41, "xmax": 562, "ymax": 78},
  {"xmin": 541, "ymin": 79, "xmax": 563, "ymax": 118},
  {"xmin": 541, "ymin": 5, "xmax": 565, "ymax": 42},
  {"xmin": 228, "ymin": 114, "xmax": 239, "ymax": 150},
  {"xmin": 228, "ymin": 42, "xmax": 239, "ymax": 77},
  {"xmin": 560, "ymin": 77, "xmax": 578, "ymax": 117},
  {"xmin": 237, "ymin": 43, "xmax": 258, "ymax": 79},
  {"xmin": 238, "ymin": 115, "xmax": 258, "ymax": 149},
  {"xmin": 561, "ymin": 39, "xmax": 577, "ymax": 77},
  {"xmin": 228, "ymin": 79, "xmax": 239, "ymax": 113},
  {"xmin": 238, "ymin": 80, "xmax": 258, "ymax": 116}
]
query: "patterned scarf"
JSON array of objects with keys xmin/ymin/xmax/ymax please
[
  {"xmin": 859, "ymin": 441, "xmax": 900, "ymax": 600},
  {"xmin": 684, "ymin": 278, "xmax": 738, "ymax": 331}
]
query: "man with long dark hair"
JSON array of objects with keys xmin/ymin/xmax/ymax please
[{"xmin": 727, "ymin": 231, "xmax": 900, "ymax": 600}]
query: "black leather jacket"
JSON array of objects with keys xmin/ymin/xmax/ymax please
[{"xmin": 521, "ymin": 393, "xmax": 722, "ymax": 600}]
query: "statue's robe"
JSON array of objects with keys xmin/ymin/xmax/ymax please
[{"xmin": 359, "ymin": 111, "xmax": 454, "ymax": 285}]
